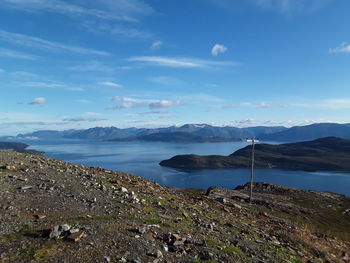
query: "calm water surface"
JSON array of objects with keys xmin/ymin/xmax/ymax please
[{"xmin": 20, "ymin": 139, "xmax": 350, "ymax": 196}]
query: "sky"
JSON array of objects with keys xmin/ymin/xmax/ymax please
[{"xmin": 1, "ymin": 0, "xmax": 350, "ymax": 135}]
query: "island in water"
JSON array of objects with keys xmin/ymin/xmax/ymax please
[{"xmin": 160, "ymin": 137, "xmax": 350, "ymax": 172}]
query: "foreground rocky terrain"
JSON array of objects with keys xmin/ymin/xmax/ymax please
[{"xmin": 0, "ymin": 150, "xmax": 349, "ymax": 263}]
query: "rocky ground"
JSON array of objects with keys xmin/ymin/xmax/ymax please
[{"xmin": 0, "ymin": 150, "xmax": 349, "ymax": 263}]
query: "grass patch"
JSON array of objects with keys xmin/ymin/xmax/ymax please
[
  {"xmin": 206, "ymin": 239, "xmax": 220, "ymax": 247},
  {"xmin": 20, "ymin": 243, "xmax": 58, "ymax": 261},
  {"xmin": 192, "ymin": 260, "xmax": 217, "ymax": 263},
  {"xmin": 33, "ymin": 243, "xmax": 59, "ymax": 261},
  {"xmin": 90, "ymin": 215, "xmax": 117, "ymax": 221},
  {"xmin": 144, "ymin": 217, "xmax": 161, "ymax": 225},
  {"xmin": 221, "ymin": 245, "xmax": 245, "ymax": 257},
  {"xmin": 142, "ymin": 206, "xmax": 156, "ymax": 213}
]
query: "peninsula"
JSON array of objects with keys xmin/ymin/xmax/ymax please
[{"xmin": 160, "ymin": 137, "xmax": 350, "ymax": 171}]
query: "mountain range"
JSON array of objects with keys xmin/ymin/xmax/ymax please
[{"xmin": 6, "ymin": 122, "xmax": 350, "ymax": 142}]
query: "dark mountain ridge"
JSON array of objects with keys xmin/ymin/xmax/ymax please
[
  {"xmin": 260, "ymin": 123, "xmax": 350, "ymax": 141},
  {"xmin": 11, "ymin": 124, "xmax": 287, "ymax": 141},
  {"xmin": 108, "ymin": 132, "xmax": 240, "ymax": 143},
  {"xmin": 10, "ymin": 123, "xmax": 350, "ymax": 142}
]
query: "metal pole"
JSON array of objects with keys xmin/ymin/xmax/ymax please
[{"xmin": 249, "ymin": 140, "xmax": 255, "ymax": 203}]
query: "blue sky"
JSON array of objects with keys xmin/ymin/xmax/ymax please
[{"xmin": 1, "ymin": 0, "xmax": 350, "ymax": 135}]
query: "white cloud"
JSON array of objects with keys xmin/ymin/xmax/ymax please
[
  {"xmin": 111, "ymin": 96, "xmax": 139, "ymax": 102},
  {"xmin": 1, "ymin": 0, "xmax": 153, "ymax": 22},
  {"xmin": 150, "ymin": 40, "xmax": 163, "ymax": 51},
  {"xmin": 29, "ymin": 97, "xmax": 46, "ymax": 105},
  {"xmin": 329, "ymin": 42, "xmax": 350, "ymax": 54},
  {"xmin": 108, "ymin": 96, "xmax": 183, "ymax": 110},
  {"xmin": 0, "ymin": 48, "xmax": 38, "ymax": 60},
  {"xmin": 211, "ymin": 44, "xmax": 227, "ymax": 56},
  {"xmin": 127, "ymin": 56, "xmax": 235, "ymax": 68},
  {"xmin": 99, "ymin": 81, "xmax": 123, "ymax": 88},
  {"xmin": 0, "ymin": 29, "xmax": 109, "ymax": 56},
  {"xmin": 149, "ymin": 99, "xmax": 181, "ymax": 109}
]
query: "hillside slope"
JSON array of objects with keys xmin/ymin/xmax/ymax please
[{"xmin": 0, "ymin": 150, "xmax": 349, "ymax": 262}]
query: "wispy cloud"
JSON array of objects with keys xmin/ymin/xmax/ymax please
[
  {"xmin": 106, "ymin": 102, "xmax": 140, "ymax": 110},
  {"xmin": 11, "ymin": 71, "xmax": 38, "ymax": 78},
  {"xmin": 150, "ymin": 40, "xmax": 163, "ymax": 51},
  {"xmin": 222, "ymin": 104, "xmax": 239, "ymax": 109},
  {"xmin": 221, "ymin": 101, "xmax": 289, "ymax": 109},
  {"xmin": 211, "ymin": 44, "xmax": 227, "ymax": 56},
  {"xmin": 99, "ymin": 81, "xmax": 123, "ymax": 88},
  {"xmin": 67, "ymin": 61, "xmax": 113, "ymax": 72},
  {"xmin": 149, "ymin": 100, "xmax": 181, "ymax": 109},
  {"xmin": 110, "ymin": 25, "xmax": 153, "ymax": 38},
  {"xmin": 0, "ymin": 48, "xmax": 38, "ymax": 60},
  {"xmin": 0, "ymin": 29, "xmax": 109, "ymax": 56},
  {"xmin": 66, "ymin": 87, "xmax": 85, "ymax": 92},
  {"xmin": 149, "ymin": 76, "xmax": 186, "ymax": 86},
  {"xmin": 329, "ymin": 42, "xmax": 350, "ymax": 54},
  {"xmin": 294, "ymin": 99, "xmax": 350, "ymax": 109},
  {"xmin": 111, "ymin": 96, "xmax": 139, "ymax": 103},
  {"xmin": 22, "ymin": 82, "xmax": 64, "ymax": 88},
  {"xmin": 62, "ymin": 117, "xmax": 107, "ymax": 122},
  {"xmin": 323, "ymin": 99, "xmax": 350, "ymax": 109},
  {"xmin": 29, "ymin": 97, "xmax": 46, "ymax": 105},
  {"xmin": 107, "ymin": 96, "xmax": 183, "ymax": 110},
  {"xmin": 138, "ymin": 110, "xmax": 168, "ymax": 115},
  {"xmin": 76, "ymin": 99, "xmax": 91, "ymax": 104},
  {"xmin": 205, "ymin": 0, "xmax": 331, "ymax": 16},
  {"xmin": 1, "ymin": 0, "xmax": 153, "ymax": 22},
  {"xmin": 255, "ymin": 102, "xmax": 288, "ymax": 109},
  {"xmin": 252, "ymin": 0, "xmax": 331, "ymax": 15},
  {"xmin": 80, "ymin": 20, "xmax": 153, "ymax": 39},
  {"xmin": 127, "ymin": 56, "xmax": 236, "ymax": 68}
]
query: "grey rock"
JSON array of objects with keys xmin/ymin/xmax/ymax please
[
  {"xmin": 19, "ymin": 185, "xmax": 33, "ymax": 190},
  {"xmin": 216, "ymin": 197, "xmax": 227, "ymax": 204}
]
